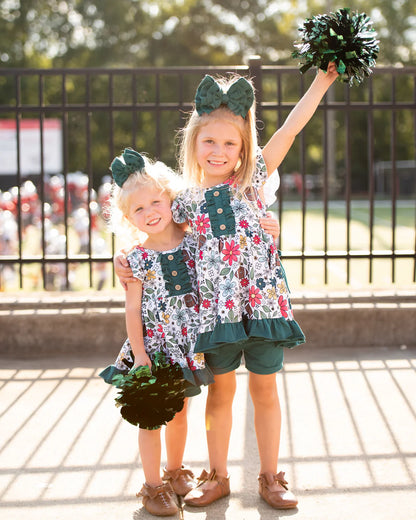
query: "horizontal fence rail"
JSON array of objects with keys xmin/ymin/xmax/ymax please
[{"xmin": 0, "ymin": 60, "xmax": 415, "ymax": 291}]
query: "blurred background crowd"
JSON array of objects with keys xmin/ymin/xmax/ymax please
[{"xmin": 0, "ymin": 173, "xmax": 113, "ymax": 291}]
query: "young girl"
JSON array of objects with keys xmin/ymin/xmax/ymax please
[
  {"xmin": 100, "ymin": 148, "xmax": 213, "ymax": 517},
  {"xmin": 169, "ymin": 64, "xmax": 339, "ymax": 510}
]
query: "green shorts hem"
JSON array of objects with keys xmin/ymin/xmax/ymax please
[{"xmin": 204, "ymin": 338, "xmax": 284, "ymax": 375}]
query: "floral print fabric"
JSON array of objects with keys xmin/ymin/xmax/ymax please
[
  {"xmin": 171, "ymin": 149, "xmax": 305, "ymax": 352},
  {"xmin": 100, "ymin": 233, "xmax": 212, "ymax": 389}
]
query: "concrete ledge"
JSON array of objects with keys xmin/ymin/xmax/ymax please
[
  {"xmin": 295, "ymin": 302, "xmax": 415, "ymax": 349},
  {"xmin": 1, "ymin": 290, "xmax": 415, "ymax": 356}
]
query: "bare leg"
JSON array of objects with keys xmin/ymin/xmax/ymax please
[
  {"xmin": 205, "ymin": 371, "xmax": 236, "ymax": 479},
  {"xmin": 183, "ymin": 375, "xmax": 235, "ymax": 505},
  {"xmin": 138, "ymin": 427, "xmax": 163, "ymax": 487},
  {"xmin": 165, "ymin": 398, "xmax": 188, "ymax": 471},
  {"xmin": 250, "ymin": 371, "xmax": 297, "ymax": 508},
  {"xmin": 249, "ymin": 372, "xmax": 284, "ymax": 490}
]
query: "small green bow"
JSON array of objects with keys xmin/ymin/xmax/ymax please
[
  {"xmin": 195, "ymin": 75, "xmax": 254, "ymax": 118},
  {"xmin": 110, "ymin": 148, "xmax": 145, "ymax": 187}
]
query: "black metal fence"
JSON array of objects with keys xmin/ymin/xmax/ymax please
[{"xmin": 0, "ymin": 59, "xmax": 415, "ymax": 291}]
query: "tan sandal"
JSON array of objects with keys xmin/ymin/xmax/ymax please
[
  {"xmin": 163, "ymin": 465, "xmax": 196, "ymax": 496},
  {"xmin": 258, "ymin": 471, "xmax": 298, "ymax": 509},
  {"xmin": 184, "ymin": 469, "xmax": 230, "ymax": 507},
  {"xmin": 137, "ymin": 481, "xmax": 179, "ymax": 516}
]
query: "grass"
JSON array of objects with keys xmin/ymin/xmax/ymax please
[{"xmin": 275, "ymin": 200, "xmax": 416, "ymax": 290}]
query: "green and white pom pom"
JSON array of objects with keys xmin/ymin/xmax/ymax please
[
  {"xmin": 292, "ymin": 7, "xmax": 379, "ymax": 86},
  {"xmin": 111, "ymin": 351, "xmax": 186, "ymax": 429}
]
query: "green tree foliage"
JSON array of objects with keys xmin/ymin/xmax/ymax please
[
  {"xmin": 1, "ymin": 1, "xmax": 415, "ymax": 194},
  {"xmin": 1, "ymin": 0, "xmax": 415, "ymax": 68}
]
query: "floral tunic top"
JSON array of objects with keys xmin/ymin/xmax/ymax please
[
  {"xmin": 99, "ymin": 232, "xmax": 213, "ymax": 393},
  {"xmin": 171, "ymin": 150, "xmax": 305, "ymax": 353}
]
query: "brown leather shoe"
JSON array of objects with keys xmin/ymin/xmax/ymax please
[
  {"xmin": 184, "ymin": 469, "xmax": 230, "ymax": 507},
  {"xmin": 137, "ymin": 482, "xmax": 179, "ymax": 516},
  {"xmin": 258, "ymin": 471, "xmax": 298, "ymax": 509},
  {"xmin": 163, "ymin": 465, "xmax": 196, "ymax": 496}
]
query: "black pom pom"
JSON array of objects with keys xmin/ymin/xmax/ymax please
[
  {"xmin": 292, "ymin": 7, "xmax": 379, "ymax": 86},
  {"xmin": 111, "ymin": 352, "xmax": 186, "ymax": 429}
]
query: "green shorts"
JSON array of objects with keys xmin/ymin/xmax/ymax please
[
  {"xmin": 184, "ymin": 385, "xmax": 201, "ymax": 397},
  {"xmin": 204, "ymin": 338, "xmax": 284, "ymax": 375}
]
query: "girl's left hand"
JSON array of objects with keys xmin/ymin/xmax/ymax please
[
  {"xmin": 318, "ymin": 61, "xmax": 339, "ymax": 84},
  {"xmin": 259, "ymin": 212, "xmax": 280, "ymax": 240}
]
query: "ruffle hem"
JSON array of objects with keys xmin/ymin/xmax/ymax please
[
  {"xmin": 195, "ymin": 317, "xmax": 306, "ymax": 353},
  {"xmin": 99, "ymin": 364, "xmax": 214, "ymax": 398}
]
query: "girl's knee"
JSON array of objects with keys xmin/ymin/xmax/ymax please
[
  {"xmin": 207, "ymin": 388, "xmax": 235, "ymax": 409},
  {"xmin": 211, "ymin": 371, "xmax": 236, "ymax": 389},
  {"xmin": 253, "ymin": 390, "xmax": 279, "ymax": 409},
  {"xmin": 172, "ymin": 410, "xmax": 188, "ymax": 428},
  {"xmin": 170, "ymin": 399, "xmax": 188, "ymax": 424},
  {"xmin": 208, "ymin": 373, "xmax": 236, "ymax": 399},
  {"xmin": 249, "ymin": 374, "xmax": 279, "ymax": 406}
]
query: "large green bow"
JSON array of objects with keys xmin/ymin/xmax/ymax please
[
  {"xmin": 195, "ymin": 75, "xmax": 254, "ymax": 118},
  {"xmin": 110, "ymin": 148, "xmax": 145, "ymax": 188}
]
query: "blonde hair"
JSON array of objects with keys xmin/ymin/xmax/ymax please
[
  {"xmin": 178, "ymin": 75, "xmax": 258, "ymax": 193},
  {"xmin": 109, "ymin": 155, "xmax": 184, "ymax": 244}
]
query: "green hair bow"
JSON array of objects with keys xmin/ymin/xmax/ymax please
[
  {"xmin": 110, "ymin": 148, "xmax": 145, "ymax": 188},
  {"xmin": 195, "ymin": 75, "xmax": 254, "ymax": 118}
]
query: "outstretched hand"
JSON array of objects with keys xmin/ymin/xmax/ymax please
[{"xmin": 317, "ymin": 61, "xmax": 339, "ymax": 84}]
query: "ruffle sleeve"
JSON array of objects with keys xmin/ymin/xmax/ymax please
[
  {"xmin": 263, "ymin": 169, "xmax": 280, "ymax": 207},
  {"xmin": 182, "ymin": 232, "xmax": 198, "ymax": 260},
  {"xmin": 171, "ymin": 193, "xmax": 188, "ymax": 224},
  {"xmin": 126, "ymin": 247, "xmax": 146, "ymax": 281}
]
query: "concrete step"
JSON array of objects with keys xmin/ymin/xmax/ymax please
[{"xmin": 1, "ymin": 290, "xmax": 415, "ymax": 356}]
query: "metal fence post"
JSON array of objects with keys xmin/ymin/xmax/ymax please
[
  {"xmin": 248, "ymin": 55, "xmax": 263, "ymax": 128},
  {"xmin": 0, "ymin": 65, "xmax": 414, "ymax": 290}
]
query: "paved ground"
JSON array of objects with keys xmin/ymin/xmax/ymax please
[{"xmin": 1, "ymin": 345, "xmax": 416, "ymax": 520}]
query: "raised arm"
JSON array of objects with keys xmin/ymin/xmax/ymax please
[
  {"xmin": 262, "ymin": 63, "xmax": 339, "ymax": 175},
  {"xmin": 125, "ymin": 281, "xmax": 151, "ymax": 369}
]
